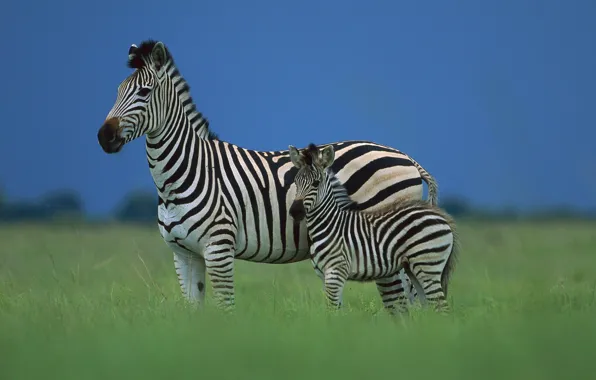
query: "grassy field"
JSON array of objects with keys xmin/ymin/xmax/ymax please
[{"xmin": 1, "ymin": 221, "xmax": 596, "ymax": 379}]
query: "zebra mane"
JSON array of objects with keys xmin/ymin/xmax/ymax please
[
  {"xmin": 325, "ymin": 167, "xmax": 356, "ymax": 210},
  {"xmin": 127, "ymin": 40, "xmax": 219, "ymax": 141}
]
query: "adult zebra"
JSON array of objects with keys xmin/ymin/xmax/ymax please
[{"xmin": 97, "ymin": 40, "xmax": 438, "ymax": 309}]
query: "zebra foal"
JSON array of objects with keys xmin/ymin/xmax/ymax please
[{"xmin": 288, "ymin": 143, "xmax": 459, "ymax": 313}]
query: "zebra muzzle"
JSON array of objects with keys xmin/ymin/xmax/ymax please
[{"xmin": 98, "ymin": 118, "xmax": 124, "ymax": 154}]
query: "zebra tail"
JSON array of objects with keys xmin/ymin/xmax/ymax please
[
  {"xmin": 408, "ymin": 155, "xmax": 439, "ymax": 206},
  {"xmin": 440, "ymin": 214, "xmax": 460, "ymax": 298}
]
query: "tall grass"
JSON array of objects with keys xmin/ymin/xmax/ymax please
[{"xmin": 1, "ymin": 221, "xmax": 595, "ymax": 379}]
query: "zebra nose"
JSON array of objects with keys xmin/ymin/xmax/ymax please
[
  {"xmin": 289, "ymin": 200, "xmax": 305, "ymax": 221},
  {"xmin": 98, "ymin": 123, "xmax": 115, "ymax": 142}
]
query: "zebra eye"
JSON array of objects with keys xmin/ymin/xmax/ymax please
[
  {"xmin": 137, "ymin": 87, "xmax": 151, "ymax": 97},
  {"xmin": 312, "ymin": 180, "xmax": 320, "ymax": 187}
]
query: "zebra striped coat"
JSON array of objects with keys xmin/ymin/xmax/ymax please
[
  {"xmin": 288, "ymin": 143, "xmax": 458, "ymax": 313},
  {"xmin": 97, "ymin": 40, "xmax": 438, "ymax": 309}
]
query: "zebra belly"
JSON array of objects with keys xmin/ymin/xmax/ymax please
[
  {"xmin": 157, "ymin": 204, "xmax": 311, "ymax": 263},
  {"xmin": 347, "ymin": 263, "xmax": 396, "ymax": 282}
]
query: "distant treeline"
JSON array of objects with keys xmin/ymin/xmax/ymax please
[{"xmin": 0, "ymin": 189, "xmax": 594, "ymax": 224}]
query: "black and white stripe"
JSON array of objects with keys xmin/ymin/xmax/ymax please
[
  {"xmin": 97, "ymin": 40, "xmax": 439, "ymax": 309},
  {"xmin": 288, "ymin": 143, "xmax": 458, "ymax": 313}
]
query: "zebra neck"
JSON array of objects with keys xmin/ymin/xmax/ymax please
[
  {"xmin": 145, "ymin": 118, "xmax": 201, "ymax": 201},
  {"xmin": 145, "ymin": 64, "xmax": 213, "ymax": 201},
  {"xmin": 306, "ymin": 200, "xmax": 348, "ymax": 244}
]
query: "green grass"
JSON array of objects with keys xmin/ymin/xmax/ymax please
[{"xmin": 1, "ymin": 221, "xmax": 596, "ymax": 379}]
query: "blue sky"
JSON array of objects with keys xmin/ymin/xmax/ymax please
[{"xmin": 1, "ymin": 0, "xmax": 594, "ymax": 215}]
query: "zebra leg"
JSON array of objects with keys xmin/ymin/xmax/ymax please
[
  {"xmin": 412, "ymin": 268, "xmax": 448, "ymax": 313},
  {"xmin": 311, "ymin": 259, "xmax": 344, "ymax": 308},
  {"xmin": 173, "ymin": 250, "xmax": 207, "ymax": 305},
  {"xmin": 375, "ymin": 274, "xmax": 410, "ymax": 315},
  {"xmin": 312, "ymin": 262, "xmax": 326, "ymax": 296},
  {"xmin": 204, "ymin": 240, "xmax": 236, "ymax": 311},
  {"xmin": 398, "ymin": 269, "xmax": 417, "ymax": 304},
  {"xmin": 323, "ymin": 266, "xmax": 349, "ymax": 310}
]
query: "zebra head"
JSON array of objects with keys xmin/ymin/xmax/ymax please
[
  {"xmin": 288, "ymin": 143, "xmax": 335, "ymax": 222},
  {"xmin": 98, "ymin": 40, "xmax": 173, "ymax": 154}
]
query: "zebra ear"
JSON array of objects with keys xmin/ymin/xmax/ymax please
[
  {"xmin": 128, "ymin": 44, "xmax": 138, "ymax": 61},
  {"xmin": 288, "ymin": 145, "xmax": 304, "ymax": 168},
  {"xmin": 319, "ymin": 145, "xmax": 335, "ymax": 168},
  {"xmin": 151, "ymin": 42, "xmax": 167, "ymax": 70}
]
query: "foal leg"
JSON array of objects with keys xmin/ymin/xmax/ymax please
[
  {"xmin": 375, "ymin": 273, "xmax": 410, "ymax": 314},
  {"xmin": 312, "ymin": 259, "xmax": 344, "ymax": 308},
  {"xmin": 411, "ymin": 266, "xmax": 449, "ymax": 313},
  {"xmin": 323, "ymin": 265, "xmax": 349, "ymax": 310}
]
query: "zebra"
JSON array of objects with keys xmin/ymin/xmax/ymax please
[
  {"xmin": 96, "ymin": 39, "xmax": 439, "ymax": 310},
  {"xmin": 287, "ymin": 143, "xmax": 458, "ymax": 313}
]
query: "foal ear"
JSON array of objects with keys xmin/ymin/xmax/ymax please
[
  {"xmin": 319, "ymin": 145, "xmax": 335, "ymax": 168},
  {"xmin": 288, "ymin": 145, "xmax": 305, "ymax": 168}
]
